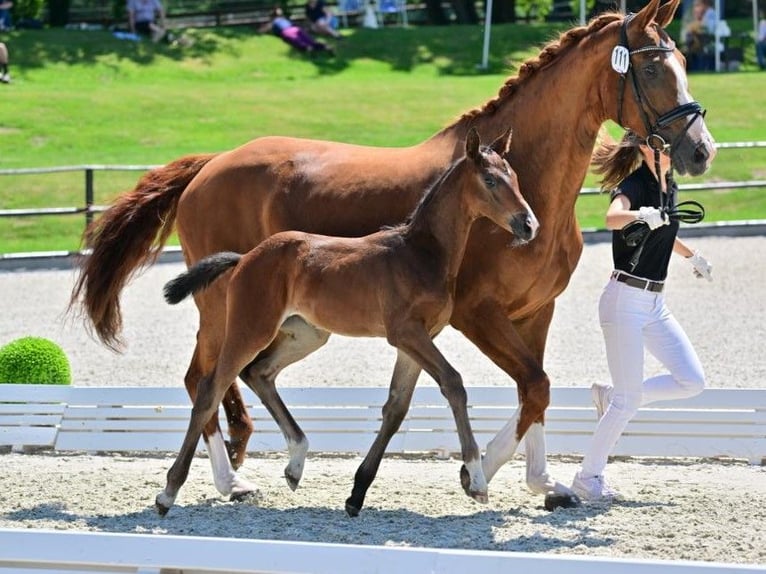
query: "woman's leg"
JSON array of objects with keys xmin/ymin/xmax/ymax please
[
  {"xmin": 580, "ymin": 282, "xmax": 649, "ymax": 478},
  {"xmin": 641, "ymin": 299, "xmax": 705, "ymax": 404}
]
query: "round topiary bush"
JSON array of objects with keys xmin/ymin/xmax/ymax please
[{"xmin": 0, "ymin": 337, "xmax": 72, "ymax": 385}]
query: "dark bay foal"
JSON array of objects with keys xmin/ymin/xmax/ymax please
[{"xmin": 157, "ymin": 127, "xmax": 538, "ymax": 517}]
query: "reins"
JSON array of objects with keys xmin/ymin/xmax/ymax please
[{"xmin": 613, "ymin": 13, "xmax": 707, "ymax": 270}]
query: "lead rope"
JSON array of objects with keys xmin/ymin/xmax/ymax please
[{"xmin": 625, "ymin": 145, "xmax": 705, "ymax": 272}]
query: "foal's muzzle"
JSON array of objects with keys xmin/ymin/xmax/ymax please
[{"xmin": 510, "ymin": 210, "xmax": 539, "ymax": 244}]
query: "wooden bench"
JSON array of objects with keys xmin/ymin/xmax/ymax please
[{"xmin": 1, "ymin": 385, "xmax": 764, "ymax": 464}]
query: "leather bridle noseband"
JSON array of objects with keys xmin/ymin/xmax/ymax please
[{"xmin": 613, "ymin": 13, "xmax": 707, "ymax": 270}]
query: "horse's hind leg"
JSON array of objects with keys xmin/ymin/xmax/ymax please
[
  {"xmin": 346, "ymin": 350, "xmax": 421, "ymax": 517},
  {"xmin": 185, "ymin": 342, "xmax": 259, "ymax": 500},
  {"xmin": 240, "ymin": 316, "xmax": 331, "ymax": 491}
]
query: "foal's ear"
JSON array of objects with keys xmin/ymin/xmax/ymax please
[
  {"xmin": 465, "ymin": 127, "xmax": 481, "ymax": 161},
  {"xmin": 632, "ymin": 0, "xmax": 660, "ymax": 31},
  {"xmin": 655, "ymin": 0, "xmax": 680, "ymax": 29},
  {"xmin": 490, "ymin": 127, "xmax": 513, "ymax": 156}
]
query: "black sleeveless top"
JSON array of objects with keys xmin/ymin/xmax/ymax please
[{"xmin": 610, "ymin": 162, "xmax": 679, "ymax": 282}]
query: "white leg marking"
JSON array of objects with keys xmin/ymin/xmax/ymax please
[
  {"xmin": 523, "ymin": 422, "xmax": 574, "ymax": 496},
  {"xmin": 481, "ymin": 407, "xmax": 521, "ymax": 483},
  {"xmin": 464, "ymin": 457, "xmax": 488, "ymax": 503},
  {"xmin": 284, "ymin": 436, "xmax": 309, "ymax": 491},
  {"xmin": 207, "ymin": 430, "xmax": 259, "ymax": 497}
]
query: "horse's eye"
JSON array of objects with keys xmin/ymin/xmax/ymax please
[
  {"xmin": 644, "ymin": 63, "xmax": 658, "ymax": 78},
  {"xmin": 484, "ymin": 175, "xmax": 496, "ymax": 187}
]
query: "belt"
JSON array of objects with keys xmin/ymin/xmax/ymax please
[{"xmin": 611, "ymin": 271, "xmax": 664, "ymax": 293}]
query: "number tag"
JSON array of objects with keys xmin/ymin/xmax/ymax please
[{"xmin": 611, "ymin": 46, "xmax": 630, "ymax": 74}]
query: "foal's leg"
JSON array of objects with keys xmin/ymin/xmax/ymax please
[
  {"xmin": 391, "ymin": 327, "xmax": 488, "ymax": 504},
  {"xmin": 345, "ymin": 350, "xmax": 421, "ymax": 517},
  {"xmin": 240, "ymin": 316, "xmax": 331, "ymax": 490},
  {"xmin": 156, "ymin": 369, "xmax": 235, "ymax": 515}
]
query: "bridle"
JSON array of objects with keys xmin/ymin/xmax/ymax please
[{"xmin": 612, "ymin": 13, "xmax": 707, "ymax": 270}]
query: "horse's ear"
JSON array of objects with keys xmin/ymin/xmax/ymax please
[
  {"xmin": 632, "ymin": 0, "xmax": 660, "ymax": 31},
  {"xmin": 466, "ymin": 127, "xmax": 481, "ymax": 161},
  {"xmin": 490, "ymin": 127, "xmax": 513, "ymax": 156},
  {"xmin": 656, "ymin": 0, "xmax": 680, "ymax": 28}
]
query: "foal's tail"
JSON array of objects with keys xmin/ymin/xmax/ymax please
[
  {"xmin": 164, "ymin": 252, "xmax": 242, "ymax": 305},
  {"xmin": 68, "ymin": 153, "xmax": 218, "ymax": 351}
]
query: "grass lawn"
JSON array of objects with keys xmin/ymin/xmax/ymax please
[{"xmin": 0, "ymin": 20, "xmax": 764, "ymax": 253}]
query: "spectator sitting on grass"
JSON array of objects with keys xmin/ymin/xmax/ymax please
[
  {"xmin": 305, "ymin": 0, "xmax": 341, "ymax": 39},
  {"xmin": 127, "ymin": 0, "xmax": 167, "ymax": 42},
  {"xmin": 258, "ymin": 7, "xmax": 334, "ymax": 56}
]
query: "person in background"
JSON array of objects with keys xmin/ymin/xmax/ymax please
[
  {"xmin": 0, "ymin": 0, "xmax": 12, "ymax": 30},
  {"xmin": 127, "ymin": 0, "xmax": 167, "ymax": 42},
  {"xmin": 304, "ymin": 0, "xmax": 341, "ymax": 39},
  {"xmin": 683, "ymin": 0, "xmax": 718, "ymax": 71},
  {"xmin": 0, "ymin": 41, "xmax": 10, "ymax": 83},
  {"xmin": 259, "ymin": 6, "xmax": 334, "ymax": 55},
  {"xmin": 756, "ymin": 8, "xmax": 766, "ymax": 70},
  {"xmin": 570, "ymin": 131, "xmax": 712, "ymax": 502}
]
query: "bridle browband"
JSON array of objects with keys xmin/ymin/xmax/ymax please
[{"xmin": 614, "ymin": 13, "xmax": 706, "ymax": 271}]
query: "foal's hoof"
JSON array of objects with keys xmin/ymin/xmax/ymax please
[
  {"xmin": 459, "ymin": 464, "xmax": 489, "ymax": 504},
  {"xmin": 154, "ymin": 494, "xmax": 172, "ymax": 517},
  {"xmin": 344, "ymin": 497, "xmax": 361, "ymax": 518},
  {"xmin": 460, "ymin": 464, "xmax": 470, "ymax": 494},
  {"xmin": 544, "ymin": 492, "xmax": 582, "ymax": 511},
  {"xmin": 284, "ymin": 469, "xmax": 302, "ymax": 491}
]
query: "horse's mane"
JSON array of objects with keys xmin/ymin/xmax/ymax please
[
  {"xmin": 382, "ymin": 149, "xmax": 471, "ymax": 233},
  {"xmin": 458, "ymin": 12, "xmax": 623, "ymax": 123}
]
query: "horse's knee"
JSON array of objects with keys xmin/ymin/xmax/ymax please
[{"xmin": 439, "ymin": 371, "xmax": 467, "ymax": 407}]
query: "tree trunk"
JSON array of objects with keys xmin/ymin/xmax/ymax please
[
  {"xmin": 450, "ymin": 0, "xmax": 479, "ymax": 23},
  {"xmin": 423, "ymin": 0, "xmax": 450, "ymax": 24}
]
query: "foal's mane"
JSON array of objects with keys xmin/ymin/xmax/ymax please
[
  {"xmin": 384, "ymin": 145, "xmax": 491, "ymax": 233},
  {"xmin": 457, "ymin": 12, "xmax": 623, "ymax": 123}
]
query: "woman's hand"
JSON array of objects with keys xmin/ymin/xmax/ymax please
[{"xmin": 687, "ymin": 250, "xmax": 713, "ymax": 281}]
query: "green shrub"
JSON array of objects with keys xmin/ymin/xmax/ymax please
[{"xmin": 0, "ymin": 337, "xmax": 72, "ymax": 385}]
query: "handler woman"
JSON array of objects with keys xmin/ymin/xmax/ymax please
[{"xmin": 571, "ymin": 131, "xmax": 713, "ymax": 502}]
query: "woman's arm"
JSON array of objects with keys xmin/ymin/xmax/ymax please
[
  {"xmin": 673, "ymin": 237, "xmax": 694, "ymax": 258},
  {"xmin": 604, "ymin": 194, "xmax": 642, "ymax": 230}
]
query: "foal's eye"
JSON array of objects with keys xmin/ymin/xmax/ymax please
[{"xmin": 483, "ymin": 175, "xmax": 496, "ymax": 187}]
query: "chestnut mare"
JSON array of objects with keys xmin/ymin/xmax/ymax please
[
  {"xmin": 155, "ymin": 128, "xmax": 538, "ymax": 516},
  {"xmin": 71, "ymin": 0, "xmax": 716, "ymax": 508}
]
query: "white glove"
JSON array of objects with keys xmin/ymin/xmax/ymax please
[
  {"xmin": 637, "ymin": 206, "xmax": 669, "ymax": 230},
  {"xmin": 688, "ymin": 250, "xmax": 713, "ymax": 281}
]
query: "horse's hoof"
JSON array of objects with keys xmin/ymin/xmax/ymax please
[
  {"xmin": 459, "ymin": 464, "xmax": 471, "ymax": 495},
  {"xmin": 459, "ymin": 464, "xmax": 488, "ymax": 503},
  {"xmin": 470, "ymin": 490, "xmax": 489, "ymax": 504},
  {"xmin": 230, "ymin": 489, "xmax": 261, "ymax": 503},
  {"xmin": 284, "ymin": 469, "xmax": 301, "ymax": 491},
  {"xmin": 544, "ymin": 492, "xmax": 582, "ymax": 511},
  {"xmin": 344, "ymin": 498, "xmax": 361, "ymax": 518},
  {"xmin": 154, "ymin": 494, "xmax": 172, "ymax": 517}
]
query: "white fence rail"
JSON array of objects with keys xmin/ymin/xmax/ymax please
[
  {"xmin": 1, "ymin": 528, "xmax": 765, "ymax": 574},
  {"xmin": 1, "ymin": 385, "xmax": 764, "ymax": 464},
  {"xmin": 2, "ymin": 385, "xmax": 765, "ymax": 574}
]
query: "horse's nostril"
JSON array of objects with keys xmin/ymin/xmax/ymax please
[{"xmin": 693, "ymin": 143, "xmax": 708, "ymax": 164}]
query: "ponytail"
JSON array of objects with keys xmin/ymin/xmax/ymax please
[{"xmin": 591, "ymin": 130, "xmax": 643, "ymax": 192}]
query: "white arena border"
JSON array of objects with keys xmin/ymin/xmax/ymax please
[{"xmin": 0, "ymin": 528, "xmax": 764, "ymax": 574}]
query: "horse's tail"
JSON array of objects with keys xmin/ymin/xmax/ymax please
[
  {"xmin": 164, "ymin": 252, "xmax": 242, "ymax": 305},
  {"xmin": 69, "ymin": 153, "xmax": 219, "ymax": 351}
]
